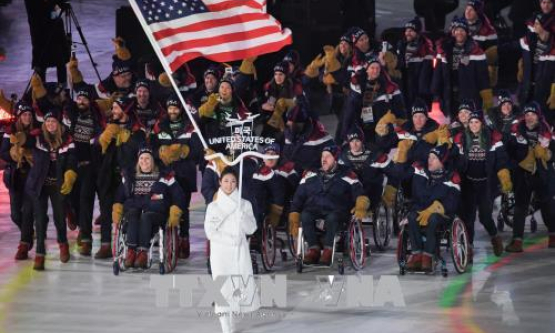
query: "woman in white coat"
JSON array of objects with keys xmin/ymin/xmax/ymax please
[{"xmin": 204, "ymin": 167, "xmax": 260, "ymax": 333}]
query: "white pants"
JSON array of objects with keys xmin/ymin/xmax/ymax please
[{"xmin": 218, "ymin": 312, "xmax": 235, "ymax": 333}]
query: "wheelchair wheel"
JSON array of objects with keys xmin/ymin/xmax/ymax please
[
  {"xmin": 163, "ymin": 226, "xmax": 179, "ymax": 274},
  {"xmin": 450, "ymin": 218, "xmax": 469, "ymax": 274},
  {"xmin": 147, "ymin": 235, "xmax": 156, "ymax": 270},
  {"xmin": 112, "ymin": 222, "xmax": 128, "ymax": 275},
  {"xmin": 373, "ymin": 201, "xmax": 392, "ymax": 251},
  {"xmin": 393, "ymin": 187, "xmax": 407, "ymax": 236},
  {"xmin": 496, "ymin": 214, "xmax": 505, "ymax": 232},
  {"xmin": 349, "ymin": 218, "xmax": 367, "ymax": 270},
  {"xmin": 396, "ymin": 223, "xmax": 411, "ymax": 275},
  {"xmin": 295, "ymin": 229, "xmax": 305, "ymax": 273},
  {"xmin": 287, "ymin": 228, "xmax": 299, "ymax": 260},
  {"xmin": 261, "ymin": 222, "xmax": 277, "ymax": 272},
  {"xmin": 500, "ymin": 193, "xmax": 515, "ymax": 228}
]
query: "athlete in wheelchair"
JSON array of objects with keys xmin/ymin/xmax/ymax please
[
  {"xmin": 338, "ymin": 127, "xmax": 396, "ymax": 250},
  {"xmin": 111, "ymin": 147, "xmax": 186, "ymax": 272},
  {"xmin": 393, "ymin": 144, "xmax": 463, "ymax": 273},
  {"xmin": 288, "ymin": 145, "xmax": 370, "ymax": 268},
  {"xmin": 250, "ymin": 143, "xmax": 287, "ymax": 271}
]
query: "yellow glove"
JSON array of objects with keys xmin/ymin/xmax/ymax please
[
  {"xmin": 417, "ymin": 200, "xmax": 445, "ymax": 227},
  {"xmin": 267, "ymin": 112, "xmax": 285, "ymax": 131},
  {"xmin": 168, "ymin": 205, "xmax": 183, "ymax": 228},
  {"xmin": 266, "ymin": 204, "xmax": 284, "ymax": 228},
  {"xmin": 60, "ymin": 170, "xmax": 77, "ymax": 195},
  {"xmin": 322, "ymin": 73, "xmax": 337, "ymax": 86},
  {"xmin": 30, "ymin": 73, "xmax": 47, "ymax": 100},
  {"xmin": 394, "ymin": 140, "xmax": 414, "ymax": 163},
  {"xmin": 239, "ymin": 56, "xmax": 257, "ymax": 75},
  {"xmin": 0, "ymin": 89, "xmax": 14, "ymax": 113},
  {"xmin": 383, "ymin": 51, "xmax": 401, "ymax": 79},
  {"xmin": 497, "ymin": 168, "xmax": 513, "ymax": 194},
  {"xmin": 158, "ymin": 72, "xmax": 171, "ymax": 88},
  {"xmin": 323, "ymin": 45, "xmax": 341, "ymax": 73},
  {"xmin": 288, "ymin": 212, "xmax": 300, "ymax": 238},
  {"xmin": 534, "ymin": 144, "xmax": 552, "ymax": 169},
  {"xmin": 269, "ymin": 97, "xmax": 295, "ymax": 129},
  {"xmin": 205, "ymin": 148, "xmax": 227, "ymax": 174},
  {"xmin": 199, "ymin": 93, "xmax": 219, "ymax": 118},
  {"xmin": 67, "ymin": 56, "xmax": 83, "ymax": 84},
  {"xmin": 10, "ymin": 132, "xmax": 26, "ymax": 146},
  {"xmin": 485, "ymin": 46, "xmax": 498, "ymax": 66},
  {"xmin": 22, "ymin": 148, "xmax": 33, "ymax": 166},
  {"xmin": 95, "ymin": 97, "xmax": 116, "ymax": 118},
  {"xmin": 116, "ymin": 128, "xmax": 130, "ymax": 146},
  {"xmin": 436, "ymin": 125, "xmax": 451, "ymax": 147},
  {"xmin": 382, "ymin": 185, "xmax": 397, "ymax": 209},
  {"xmin": 352, "ymin": 195, "xmax": 370, "ymax": 220},
  {"xmin": 422, "ymin": 131, "xmax": 438, "ymax": 145},
  {"xmin": 9, "ymin": 146, "xmax": 23, "ymax": 164},
  {"xmin": 159, "ymin": 145, "xmax": 174, "ymax": 166},
  {"xmin": 166, "ymin": 143, "xmax": 189, "ymax": 161},
  {"xmin": 518, "ymin": 147, "xmax": 537, "ymax": 173},
  {"xmin": 112, "ymin": 203, "xmax": 124, "ymax": 225},
  {"xmin": 99, "ymin": 123, "xmax": 121, "ymax": 154},
  {"xmin": 275, "ymin": 98, "xmax": 295, "ymax": 114},
  {"xmin": 112, "ymin": 37, "xmax": 131, "ymax": 61},
  {"xmin": 375, "ymin": 110, "xmax": 397, "ymax": 136},
  {"xmin": 547, "ymin": 83, "xmax": 555, "ymax": 109},
  {"xmin": 480, "ymin": 89, "xmax": 494, "ymax": 110},
  {"xmin": 304, "ymin": 53, "xmax": 324, "ymax": 78}
]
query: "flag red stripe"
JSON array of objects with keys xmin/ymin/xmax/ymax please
[
  {"xmin": 205, "ymin": 0, "xmax": 264, "ymax": 12},
  {"xmin": 160, "ymin": 26, "xmax": 282, "ymax": 56},
  {"xmin": 168, "ymin": 34, "xmax": 292, "ymax": 71},
  {"xmin": 153, "ymin": 12, "xmax": 270, "ymax": 40}
]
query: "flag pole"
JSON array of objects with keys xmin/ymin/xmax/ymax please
[{"xmin": 128, "ymin": 0, "xmax": 208, "ymax": 150}]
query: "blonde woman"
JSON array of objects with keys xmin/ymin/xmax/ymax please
[{"xmin": 25, "ymin": 112, "xmax": 77, "ymax": 270}]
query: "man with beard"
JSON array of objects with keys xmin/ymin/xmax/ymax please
[
  {"xmin": 288, "ymin": 145, "xmax": 370, "ymax": 265},
  {"xmin": 96, "ymin": 97, "xmax": 146, "ymax": 255},
  {"xmin": 62, "ymin": 90, "xmax": 108, "ymax": 257},
  {"xmin": 191, "ymin": 66, "xmax": 221, "ymax": 109},
  {"xmin": 153, "ymin": 94, "xmax": 202, "ymax": 259},
  {"xmin": 433, "ymin": 18, "xmax": 493, "ymax": 119},
  {"xmin": 396, "ymin": 17, "xmax": 435, "ymax": 109},
  {"xmin": 519, "ymin": 13, "xmax": 555, "ymax": 125},
  {"xmin": 505, "ymin": 102, "xmax": 555, "ymax": 251},
  {"xmin": 133, "ymin": 80, "xmax": 164, "ymax": 133},
  {"xmin": 464, "ymin": 0, "xmax": 499, "ymax": 87}
]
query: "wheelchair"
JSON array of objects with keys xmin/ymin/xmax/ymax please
[
  {"xmin": 361, "ymin": 199, "xmax": 394, "ymax": 252},
  {"xmin": 396, "ymin": 215, "xmax": 469, "ymax": 277},
  {"xmin": 392, "ymin": 186, "xmax": 409, "ymax": 237},
  {"xmin": 248, "ymin": 201, "xmax": 298, "ymax": 273},
  {"xmin": 112, "ymin": 217, "xmax": 179, "ymax": 276},
  {"xmin": 295, "ymin": 215, "xmax": 367, "ymax": 275},
  {"xmin": 496, "ymin": 192, "xmax": 538, "ymax": 233}
]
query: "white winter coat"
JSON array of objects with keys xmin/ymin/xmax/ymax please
[{"xmin": 204, "ymin": 188, "xmax": 260, "ymax": 314}]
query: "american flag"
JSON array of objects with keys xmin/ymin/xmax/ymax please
[{"xmin": 129, "ymin": 0, "xmax": 293, "ymax": 72}]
